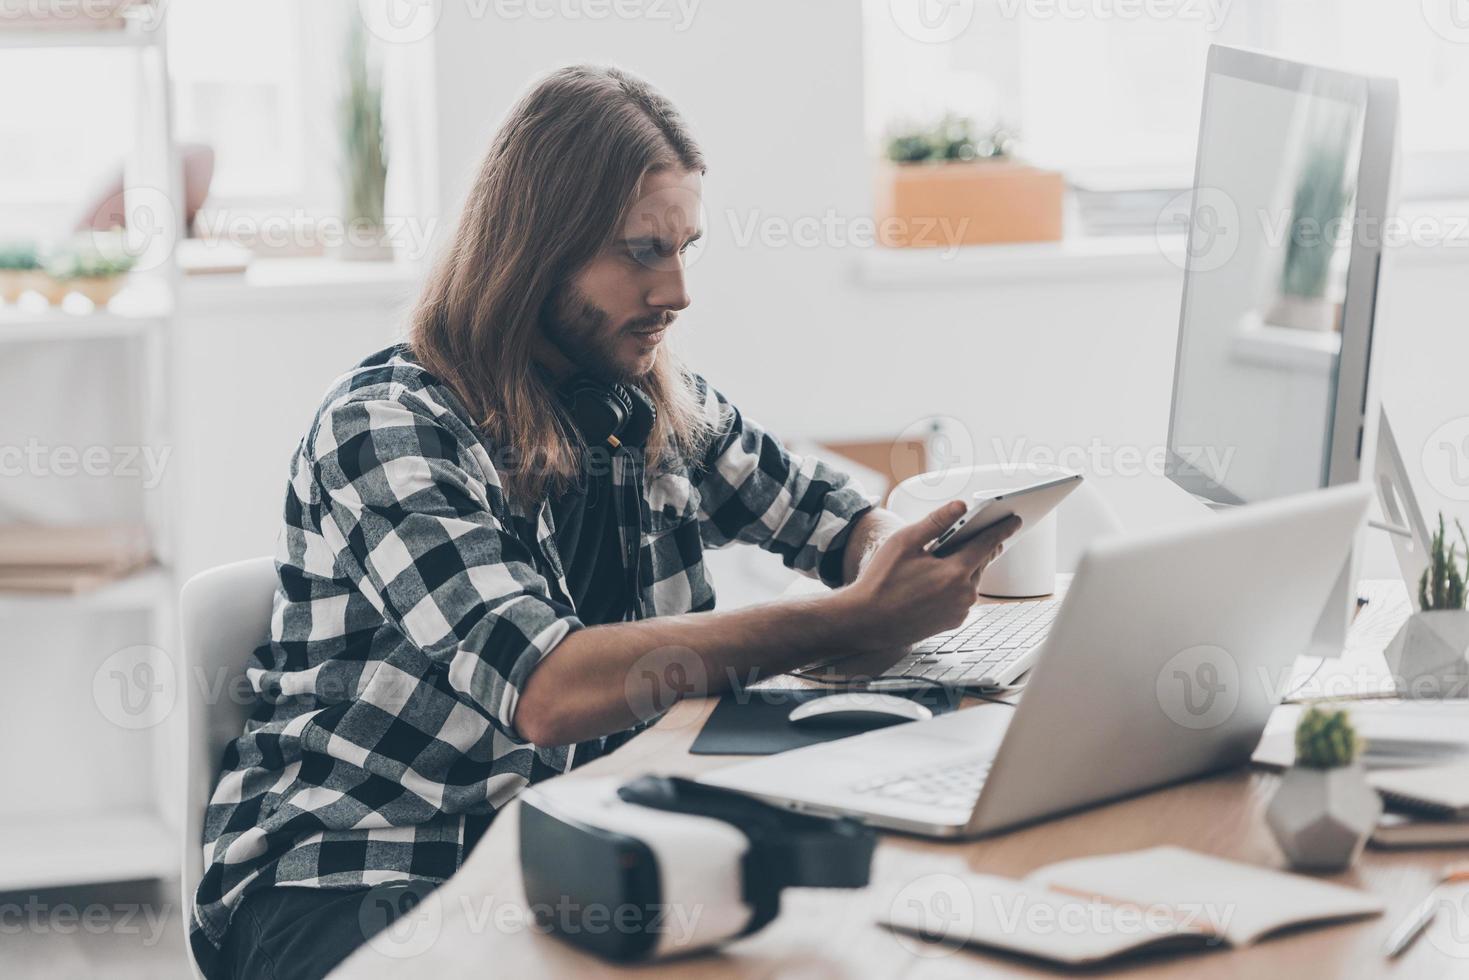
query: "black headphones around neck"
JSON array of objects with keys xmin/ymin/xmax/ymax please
[{"xmin": 557, "ymin": 376, "xmax": 657, "ymax": 449}]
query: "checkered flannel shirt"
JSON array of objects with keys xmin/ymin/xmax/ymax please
[{"xmin": 189, "ymin": 344, "xmax": 873, "ymax": 967}]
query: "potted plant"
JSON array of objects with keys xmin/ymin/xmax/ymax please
[
  {"xmin": 334, "ymin": 14, "xmax": 392, "ymax": 262},
  {"xmin": 1385, "ymin": 513, "xmax": 1469, "ymax": 699},
  {"xmin": 1265, "ymin": 114, "xmax": 1355, "ymax": 332},
  {"xmin": 1265, "ymin": 706, "xmax": 1381, "ymax": 872},
  {"xmin": 875, "ymin": 114, "xmax": 1063, "ymax": 248},
  {"xmin": 43, "ymin": 243, "xmax": 137, "ymax": 308},
  {"xmin": 0, "ymin": 242, "xmax": 43, "ymax": 304}
]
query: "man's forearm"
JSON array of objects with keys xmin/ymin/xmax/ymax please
[
  {"xmin": 841, "ymin": 507, "xmax": 905, "ymax": 585},
  {"xmin": 514, "ymin": 586, "xmax": 868, "ymax": 746}
]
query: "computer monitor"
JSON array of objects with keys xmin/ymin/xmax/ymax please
[{"xmin": 1165, "ymin": 45, "xmax": 1401, "ymax": 657}]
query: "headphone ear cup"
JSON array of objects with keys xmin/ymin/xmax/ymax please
[
  {"xmin": 618, "ymin": 385, "xmax": 657, "ymax": 448},
  {"xmin": 561, "ymin": 377, "xmax": 629, "ymax": 446}
]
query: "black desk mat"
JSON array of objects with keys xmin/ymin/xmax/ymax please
[{"xmin": 689, "ymin": 686, "xmax": 961, "ymax": 756}]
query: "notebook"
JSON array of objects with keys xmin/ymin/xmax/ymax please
[
  {"xmin": 880, "ymin": 846, "xmax": 1382, "ymax": 965},
  {"xmin": 1369, "ymin": 763, "xmax": 1469, "ymax": 818},
  {"xmin": 1371, "ymin": 810, "xmax": 1469, "ymax": 849}
]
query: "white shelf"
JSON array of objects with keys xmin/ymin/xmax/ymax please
[
  {"xmin": 0, "ymin": 810, "xmax": 176, "ymax": 890},
  {"xmin": 0, "ymin": 566, "xmax": 171, "ymax": 615},
  {"xmin": 0, "ymin": 307, "xmax": 165, "ymax": 343},
  {"xmin": 0, "ymin": 25, "xmax": 162, "ymax": 50}
]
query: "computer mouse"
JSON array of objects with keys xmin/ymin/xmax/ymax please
[{"xmin": 787, "ymin": 693, "xmax": 933, "ymax": 730}]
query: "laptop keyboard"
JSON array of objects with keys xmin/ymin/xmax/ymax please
[
  {"xmin": 882, "ymin": 598, "xmax": 1060, "ymax": 686},
  {"xmin": 850, "ymin": 755, "xmax": 993, "ymax": 810}
]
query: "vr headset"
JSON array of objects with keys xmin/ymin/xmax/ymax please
[{"xmin": 519, "ymin": 774, "xmax": 877, "ymax": 961}]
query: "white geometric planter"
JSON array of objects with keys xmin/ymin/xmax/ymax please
[
  {"xmin": 1265, "ymin": 763, "xmax": 1381, "ymax": 873},
  {"xmin": 1384, "ymin": 610, "xmax": 1469, "ymax": 700}
]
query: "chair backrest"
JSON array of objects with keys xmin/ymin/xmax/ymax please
[{"xmin": 177, "ymin": 556, "xmax": 277, "ymax": 977}]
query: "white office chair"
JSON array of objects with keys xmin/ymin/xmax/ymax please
[{"xmin": 177, "ymin": 556, "xmax": 277, "ymax": 979}]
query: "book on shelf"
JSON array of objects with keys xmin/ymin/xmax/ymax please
[{"xmin": 0, "ymin": 523, "xmax": 152, "ymax": 593}]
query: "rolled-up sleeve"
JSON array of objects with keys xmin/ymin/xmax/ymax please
[
  {"xmin": 693, "ymin": 381, "xmax": 875, "ymax": 586},
  {"xmin": 310, "ymin": 395, "xmax": 579, "ymax": 736}
]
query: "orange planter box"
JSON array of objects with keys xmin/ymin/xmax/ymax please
[{"xmin": 876, "ymin": 160, "xmax": 1065, "ymax": 248}]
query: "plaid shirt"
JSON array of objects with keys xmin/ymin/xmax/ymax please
[{"xmin": 189, "ymin": 344, "xmax": 872, "ymax": 966}]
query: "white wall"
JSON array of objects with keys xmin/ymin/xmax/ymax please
[
  {"xmin": 167, "ymin": 2, "xmax": 1469, "ymax": 584},
  {"xmin": 414, "ymin": 0, "xmax": 1469, "ymax": 581}
]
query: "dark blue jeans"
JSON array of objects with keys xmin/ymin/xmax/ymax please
[{"xmin": 217, "ymin": 882, "xmax": 437, "ymax": 980}]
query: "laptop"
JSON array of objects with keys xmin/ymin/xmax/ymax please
[{"xmin": 700, "ymin": 484, "xmax": 1371, "ymax": 838}]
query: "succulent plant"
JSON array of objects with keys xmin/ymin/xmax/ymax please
[
  {"xmin": 45, "ymin": 246, "xmax": 136, "ymax": 281},
  {"xmin": 0, "ymin": 241, "xmax": 41, "ymax": 271},
  {"xmin": 1294, "ymin": 706, "xmax": 1362, "ymax": 769},
  {"xmin": 1419, "ymin": 512, "xmax": 1469, "ymax": 612},
  {"xmin": 885, "ymin": 115, "xmax": 1015, "ymax": 165}
]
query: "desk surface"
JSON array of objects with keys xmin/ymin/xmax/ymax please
[{"xmin": 334, "ymin": 693, "xmax": 1467, "ymax": 980}]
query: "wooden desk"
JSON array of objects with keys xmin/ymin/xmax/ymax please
[{"xmin": 334, "ymin": 694, "xmax": 1468, "ymax": 980}]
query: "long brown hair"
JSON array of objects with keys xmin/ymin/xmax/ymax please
[{"xmin": 409, "ymin": 65, "xmax": 711, "ymax": 504}]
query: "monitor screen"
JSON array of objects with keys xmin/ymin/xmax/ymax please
[{"xmin": 1167, "ymin": 65, "xmax": 1367, "ymax": 505}]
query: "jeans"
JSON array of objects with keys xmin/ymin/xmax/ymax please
[{"xmin": 217, "ymin": 881, "xmax": 437, "ymax": 980}]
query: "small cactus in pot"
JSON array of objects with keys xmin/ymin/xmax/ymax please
[
  {"xmin": 1386, "ymin": 512, "xmax": 1469, "ymax": 699},
  {"xmin": 1266, "ymin": 706, "xmax": 1381, "ymax": 872},
  {"xmin": 1294, "ymin": 705, "xmax": 1362, "ymax": 769}
]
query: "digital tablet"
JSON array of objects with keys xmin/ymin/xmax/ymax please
[{"xmin": 922, "ymin": 473, "xmax": 1084, "ymax": 556}]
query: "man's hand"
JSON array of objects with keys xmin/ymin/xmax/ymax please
[
  {"xmin": 837, "ymin": 501, "xmax": 1021, "ymax": 653},
  {"xmin": 516, "ymin": 500, "xmax": 1018, "ymax": 746}
]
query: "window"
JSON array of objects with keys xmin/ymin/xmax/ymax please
[
  {"xmin": 168, "ymin": 0, "xmax": 345, "ymax": 217},
  {"xmin": 0, "ymin": 48, "xmax": 138, "ymax": 238},
  {"xmin": 865, "ymin": 0, "xmax": 1469, "ymax": 198}
]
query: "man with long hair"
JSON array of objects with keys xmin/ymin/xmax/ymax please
[{"xmin": 191, "ymin": 65, "xmax": 1014, "ymax": 979}]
